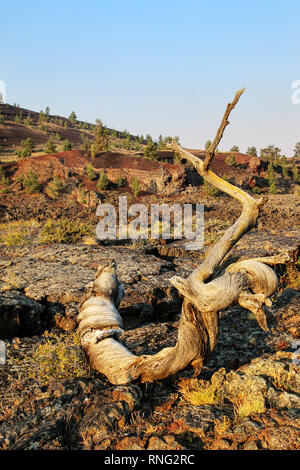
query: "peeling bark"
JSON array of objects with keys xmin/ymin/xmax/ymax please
[{"xmin": 77, "ymin": 90, "xmax": 287, "ymax": 384}]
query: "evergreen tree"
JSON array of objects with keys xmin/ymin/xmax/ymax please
[
  {"xmin": 0, "ymin": 164, "xmax": 9, "ymax": 185},
  {"xmin": 90, "ymin": 143, "xmax": 96, "ymax": 160},
  {"xmin": 269, "ymin": 181, "xmax": 277, "ymax": 194},
  {"xmin": 131, "ymin": 176, "xmax": 140, "ymax": 196},
  {"xmin": 48, "ymin": 175, "xmax": 63, "ymax": 197},
  {"xmin": 282, "ymin": 164, "xmax": 288, "ymax": 178},
  {"xmin": 94, "ymin": 124, "xmax": 109, "ymax": 152},
  {"xmin": 225, "ymin": 154, "xmax": 237, "ymax": 166},
  {"xmin": 293, "ymin": 142, "xmax": 300, "ymax": 159},
  {"xmin": 45, "ymin": 136, "xmax": 57, "ymax": 154},
  {"xmin": 23, "ymin": 170, "xmax": 40, "ymax": 193},
  {"xmin": 260, "ymin": 145, "xmax": 281, "ymax": 160},
  {"xmin": 204, "ymin": 181, "xmax": 219, "ymax": 197},
  {"xmin": 144, "ymin": 141, "xmax": 158, "ymax": 160},
  {"xmin": 63, "ymin": 139, "xmax": 73, "ymax": 151},
  {"xmin": 293, "ymin": 164, "xmax": 299, "ymax": 183},
  {"xmin": 87, "ymin": 163, "xmax": 97, "ymax": 180},
  {"xmin": 97, "ymin": 171, "xmax": 109, "ymax": 190},
  {"xmin": 266, "ymin": 162, "xmax": 277, "ymax": 186},
  {"xmin": 158, "ymin": 135, "xmax": 165, "ymax": 150},
  {"xmin": 117, "ymin": 174, "xmax": 124, "ymax": 188},
  {"xmin": 69, "ymin": 111, "xmax": 77, "ymax": 124},
  {"xmin": 205, "ymin": 140, "xmax": 212, "ymax": 151},
  {"xmin": 16, "ymin": 138, "xmax": 35, "ymax": 159},
  {"xmin": 247, "ymin": 146, "xmax": 258, "ymax": 156}
]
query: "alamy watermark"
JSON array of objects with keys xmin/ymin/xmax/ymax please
[
  {"xmin": 0, "ymin": 80, "xmax": 6, "ymax": 104},
  {"xmin": 0, "ymin": 340, "xmax": 6, "ymax": 365},
  {"xmin": 96, "ymin": 196, "xmax": 204, "ymax": 250},
  {"xmin": 291, "ymin": 340, "xmax": 300, "ymax": 365},
  {"xmin": 291, "ymin": 80, "xmax": 300, "ymax": 104}
]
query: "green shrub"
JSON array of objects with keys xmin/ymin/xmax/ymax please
[
  {"xmin": 16, "ymin": 137, "xmax": 35, "ymax": 159},
  {"xmin": 144, "ymin": 141, "xmax": 158, "ymax": 160},
  {"xmin": 266, "ymin": 162, "xmax": 276, "ymax": 185},
  {"xmin": 62, "ymin": 139, "xmax": 73, "ymax": 151},
  {"xmin": 23, "ymin": 170, "xmax": 40, "ymax": 193},
  {"xmin": 293, "ymin": 165, "xmax": 299, "ymax": 183},
  {"xmin": 86, "ymin": 163, "xmax": 97, "ymax": 180},
  {"xmin": 204, "ymin": 181, "xmax": 219, "ymax": 197},
  {"xmin": 47, "ymin": 176, "xmax": 64, "ymax": 198},
  {"xmin": 269, "ymin": 181, "xmax": 277, "ymax": 194},
  {"xmin": 131, "ymin": 176, "xmax": 140, "ymax": 196},
  {"xmin": 45, "ymin": 136, "xmax": 57, "ymax": 154},
  {"xmin": 0, "ymin": 165, "xmax": 9, "ymax": 185},
  {"xmin": 38, "ymin": 218, "xmax": 92, "ymax": 244},
  {"xmin": 225, "ymin": 154, "xmax": 237, "ymax": 166},
  {"xmin": 97, "ymin": 171, "xmax": 109, "ymax": 191},
  {"xmin": 117, "ymin": 174, "xmax": 124, "ymax": 187},
  {"xmin": 0, "ymin": 220, "xmax": 40, "ymax": 246},
  {"xmin": 29, "ymin": 331, "xmax": 90, "ymax": 384}
]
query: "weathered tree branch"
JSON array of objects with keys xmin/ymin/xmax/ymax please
[
  {"xmin": 77, "ymin": 90, "xmax": 284, "ymax": 384},
  {"xmin": 203, "ymin": 87, "xmax": 245, "ymax": 172}
]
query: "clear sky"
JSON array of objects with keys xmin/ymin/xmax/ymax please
[{"xmin": 1, "ymin": 0, "xmax": 299, "ymax": 156}]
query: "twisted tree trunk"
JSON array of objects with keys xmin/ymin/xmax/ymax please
[{"xmin": 77, "ymin": 90, "xmax": 287, "ymax": 384}]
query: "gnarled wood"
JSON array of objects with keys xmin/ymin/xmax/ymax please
[{"xmin": 77, "ymin": 90, "xmax": 285, "ymax": 384}]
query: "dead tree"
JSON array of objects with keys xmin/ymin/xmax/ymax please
[{"xmin": 77, "ymin": 89, "xmax": 287, "ymax": 384}]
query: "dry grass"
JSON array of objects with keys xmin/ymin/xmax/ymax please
[
  {"xmin": 280, "ymin": 262, "xmax": 300, "ymax": 289},
  {"xmin": 234, "ymin": 395, "xmax": 266, "ymax": 420},
  {"xmin": 0, "ymin": 218, "xmax": 94, "ymax": 246},
  {"xmin": 178, "ymin": 377, "xmax": 224, "ymax": 406},
  {"xmin": 28, "ymin": 331, "xmax": 90, "ymax": 384},
  {"xmin": 0, "ymin": 219, "xmax": 40, "ymax": 246},
  {"xmin": 214, "ymin": 416, "xmax": 232, "ymax": 435}
]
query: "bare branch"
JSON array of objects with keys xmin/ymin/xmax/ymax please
[{"xmin": 203, "ymin": 88, "xmax": 245, "ymax": 171}]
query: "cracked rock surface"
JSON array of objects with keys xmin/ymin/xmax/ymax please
[{"xmin": 0, "ymin": 233, "xmax": 299, "ymax": 450}]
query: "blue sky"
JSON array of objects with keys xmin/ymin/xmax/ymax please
[{"xmin": 1, "ymin": 0, "xmax": 299, "ymax": 155}]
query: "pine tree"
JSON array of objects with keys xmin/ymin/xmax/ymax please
[
  {"xmin": 69, "ymin": 111, "xmax": 77, "ymax": 124},
  {"xmin": 144, "ymin": 141, "xmax": 158, "ymax": 160},
  {"xmin": 205, "ymin": 140, "xmax": 212, "ymax": 151},
  {"xmin": 131, "ymin": 176, "xmax": 140, "ymax": 196},
  {"xmin": 225, "ymin": 154, "xmax": 237, "ymax": 166},
  {"xmin": 247, "ymin": 146, "xmax": 258, "ymax": 156},
  {"xmin": 293, "ymin": 165, "xmax": 299, "ymax": 183},
  {"xmin": 87, "ymin": 163, "xmax": 97, "ymax": 180},
  {"xmin": 266, "ymin": 162, "xmax": 276, "ymax": 185},
  {"xmin": 16, "ymin": 138, "xmax": 35, "ymax": 159},
  {"xmin": 269, "ymin": 181, "xmax": 277, "ymax": 194},
  {"xmin": 97, "ymin": 171, "xmax": 109, "ymax": 191},
  {"xmin": 282, "ymin": 164, "xmax": 288, "ymax": 178},
  {"xmin": 23, "ymin": 170, "xmax": 40, "ymax": 193},
  {"xmin": 94, "ymin": 124, "xmax": 108, "ymax": 152},
  {"xmin": 0, "ymin": 164, "xmax": 9, "ymax": 185},
  {"xmin": 48, "ymin": 175, "xmax": 63, "ymax": 197},
  {"xmin": 63, "ymin": 139, "xmax": 73, "ymax": 151},
  {"xmin": 45, "ymin": 137, "xmax": 57, "ymax": 154},
  {"xmin": 117, "ymin": 174, "xmax": 123, "ymax": 188},
  {"xmin": 293, "ymin": 142, "xmax": 300, "ymax": 159},
  {"xmin": 90, "ymin": 144, "xmax": 96, "ymax": 160}
]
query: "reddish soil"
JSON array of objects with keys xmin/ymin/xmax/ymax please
[
  {"xmin": 186, "ymin": 149, "xmax": 267, "ymax": 175},
  {"xmin": 93, "ymin": 151, "xmax": 180, "ymax": 171}
]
